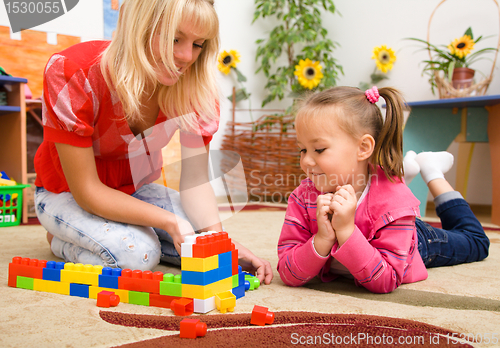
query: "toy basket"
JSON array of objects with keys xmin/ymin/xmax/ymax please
[
  {"xmin": 220, "ymin": 114, "xmax": 304, "ymax": 202},
  {"xmin": 427, "ymin": 0, "xmax": 500, "ymax": 99},
  {"xmin": 0, "ymin": 184, "xmax": 30, "ymax": 227}
]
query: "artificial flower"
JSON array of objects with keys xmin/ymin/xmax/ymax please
[
  {"xmin": 294, "ymin": 59, "xmax": 324, "ymax": 90},
  {"xmin": 372, "ymin": 45, "xmax": 396, "ymax": 73},
  {"xmin": 448, "ymin": 35, "xmax": 475, "ymax": 59},
  {"xmin": 218, "ymin": 50, "xmax": 241, "ymax": 75}
]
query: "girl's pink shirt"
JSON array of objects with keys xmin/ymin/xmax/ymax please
[{"xmin": 277, "ymin": 166, "xmax": 428, "ymax": 294}]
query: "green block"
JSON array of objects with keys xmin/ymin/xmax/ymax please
[
  {"xmin": 232, "ymin": 274, "xmax": 238, "ymax": 288},
  {"xmin": 17, "ymin": 276, "xmax": 34, "ymax": 290},
  {"xmin": 128, "ymin": 291, "xmax": 149, "ymax": 306},
  {"xmin": 245, "ymin": 275, "xmax": 260, "ymax": 290},
  {"xmin": 159, "ymin": 273, "xmax": 182, "ymax": 297}
]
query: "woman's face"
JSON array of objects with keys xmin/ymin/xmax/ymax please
[{"xmin": 152, "ymin": 21, "xmax": 206, "ymax": 86}]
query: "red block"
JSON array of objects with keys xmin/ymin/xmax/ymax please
[
  {"xmin": 180, "ymin": 318, "xmax": 207, "ymax": 339},
  {"xmin": 8, "ymin": 257, "xmax": 47, "ymax": 287},
  {"xmin": 171, "ymin": 298, "xmax": 194, "ymax": 316},
  {"xmin": 250, "ymin": 305, "xmax": 274, "ymax": 326},
  {"xmin": 118, "ymin": 269, "xmax": 163, "ymax": 294},
  {"xmin": 97, "ymin": 291, "xmax": 120, "ymax": 308},
  {"xmin": 149, "ymin": 293, "xmax": 181, "ymax": 309},
  {"xmin": 192, "ymin": 236, "xmax": 210, "ymax": 258},
  {"xmin": 231, "ymin": 249, "xmax": 239, "ymax": 275}
]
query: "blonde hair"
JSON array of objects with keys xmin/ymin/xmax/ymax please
[
  {"xmin": 296, "ymin": 86, "xmax": 408, "ymax": 181},
  {"xmin": 100, "ymin": 0, "xmax": 220, "ymax": 130}
]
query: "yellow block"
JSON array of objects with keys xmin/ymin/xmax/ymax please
[
  {"xmin": 33, "ymin": 279, "xmax": 70, "ymax": 295},
  {"xmin": 215, "ymin": 290, "xmax": 236, "ymax": 314},
  {"xmin": 182, "ymin": 277, "xmax": 232, "ymax": 300},
  {"xmin": 60, "ymin": 263, "xmax": 103, "ymax": 286},
  {"xmin": 181, "ymin": 255, "xmax": 218, "ymax": 272},
  {"xmin": 89, "ymin": 286, "xmax": 129, "ymax": 303}
]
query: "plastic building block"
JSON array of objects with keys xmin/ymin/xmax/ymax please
[
  {"xmin": 250, "ymin": 305, "xmax": 274, "ymax": 326},
  {"xmin": 43, "ymin": 261, "xmax": 65, "ymax": 282},
  {"xmin": 181, "ymin": 235, "xmax": 197, "ymax": 258},
  {"xmin": 193, "ymin": 297, "xmax": 216, "ymax": 314},
  {"xmin": 231, "ymin": 283, "xmax": 245, "ymax": 299},
  {"xmin": 181, "ymin": 254, "xmax": 218, "ymax": 272},
  {"xmin": 171, "ymin": 298, "xmax": 194, "ymax": 316},
  {"xmin": 215, "ymin": 291, "xmax": 236, "ymax": 314},
  {"xmin": 231, "ymin": 249, "xmax": 238, "ymax": 275},
  {"xmin": 192, "ymin": 235, "xmax": 210, "ymax": 258},
  {"xmin": 128, "ymin": 290, "xmax": 149, "ymax": 306},
  {"xmin": 16, "ymin": 276, "xmax": 34, "ymax": 290},
  {"xmin": 8, "ymin": 257, "xmax": 47, "ymax": 287},
  {"xmin": 159, "ymin": 273, "xmax": 182, "ymax": 297},
  {"xmin": 179, "ymin": 318, "xmax": 207, "ymax": 339},
  {"xmin": 97, "ymin": 291, "xmax": 120, "ymax": 308},
  {"xmin": 182, "ymin": 277, "xmax": 232, "ymax": 300},
  {"xmin": 70, "ymin": 283, "xmax": 90, "ymax": 298},
  {"xmin": 118, "ymin": 269, "xmax": 163, "ymax": 294},
  {"xmin": 89, "ymin": 286, "xmax": 129, "ymax": 303},
  {"xmin": 60, "ymin": 263, "xmax": 103, "ymax": 286},
  {"xmin": 149, "ymin": 293, "xmax": 181, "ymax": 309},
  {"xmin": 33, "ymin": 278, "xmax": 70, "ymax": 295},
  {"xmin": 98, "ymin": 267, "xmax": 122, "ymax": 289},
  {"xmin": 181, "ymin": 268, "xmax": 219, "ymax": 286},
  {"xmin": 245, "ymin": 275, "xmax": 260, "ymax": 290}
]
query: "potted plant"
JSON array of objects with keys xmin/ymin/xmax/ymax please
[
  {"xmin": 408, "ymin": 27, "xmax": 498, "ymax": 94},
  {"xmin": 252, "ymin": 0, "xmax": 343, "ymax": 111}
]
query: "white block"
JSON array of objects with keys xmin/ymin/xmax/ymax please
[{"xmin": 193, "ymin": 297, "xmax": 216, "ymax": 314}]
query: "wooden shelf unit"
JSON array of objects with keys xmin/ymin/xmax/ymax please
[{"xmin": 0, "ymin": 75, "xmax": 28, "ymax": 224}]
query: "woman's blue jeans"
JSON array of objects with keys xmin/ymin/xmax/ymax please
[
  {"xmin": 35, "ymin": 184, "xmax": 187, "ymax": 271},
  {"xmin": 416, "ymin": 195, "xmax": 490, "ymax": 268}
]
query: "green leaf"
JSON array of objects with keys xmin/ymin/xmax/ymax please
[
  {"xmin": 234, "ymin": 68, "xmax": 247, "ymax": 82},
  {"xmin": 447, "ymin": 61, "xmax": 455, "ymax": 82},
  {"xmin": 464, "ymin": 27, "xmax": 473, "ymax": 40}
]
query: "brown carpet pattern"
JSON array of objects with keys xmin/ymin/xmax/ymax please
[{"xmin": 101, "ymin": 311, "xmax": 474, "ymax": 347}]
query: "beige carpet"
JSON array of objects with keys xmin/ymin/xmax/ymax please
[{"xmin": 1, "ymin": 208, "xmax": 499, "ymax": 347}]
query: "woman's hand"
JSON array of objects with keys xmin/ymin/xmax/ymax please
[
  {"xmin": 329, "ymin": 185, "xmax": 357, "ymax": 246},
  {"xmin": 232, "ymin": 240, "xmax": 273, "ymax": 285},
  {"xmin": 314, "ymin": 193, "xmax": 337, "ymax": 256},
  {"xmin": 166, "ymin": 215, "xmax": 196, "ymax": 255}
]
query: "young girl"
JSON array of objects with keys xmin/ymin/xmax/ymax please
[
  {"xmin": 34, "ymin": 0, "xmax": 272, "ymax": 284},
  {"xmin": 277, "ymin": 86, "xmax": 489, "ymax": 293}
]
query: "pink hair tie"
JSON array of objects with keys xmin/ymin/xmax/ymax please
[{"xmin": 365, "ymin": 86, "xmax": 380, "ymax": 104}]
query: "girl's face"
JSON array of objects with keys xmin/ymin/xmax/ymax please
[
  {"xmin": 152, "ymin": 21, "xmax": 206, "ymax": 86},
  {"xmin": 296, "ymin": 112, "xmax": 366, "ymax": 194}
]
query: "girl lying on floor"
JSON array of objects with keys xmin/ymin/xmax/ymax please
[{"xmin": 277, "ymin": 86, "xmax": 489, "ymax": 293}]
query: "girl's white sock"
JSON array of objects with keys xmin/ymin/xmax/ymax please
[
  {"xmin": 403, "ymin": 151, "xmax": 420, "ymax": 185},
  {"xmin": 415, "ymin": 151, "xmax": 454, "ymax": 184}
]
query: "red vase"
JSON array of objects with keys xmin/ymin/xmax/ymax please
[{"xmin": 452, "ymin": 67, "xmax": 475, "ymax": 89}]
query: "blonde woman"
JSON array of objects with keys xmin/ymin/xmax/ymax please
[{"xmin": 34, "ymin": 0, "xmax": 272, "ymax": 284}]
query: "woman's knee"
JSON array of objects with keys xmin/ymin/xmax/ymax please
[{"xmin": 113, "ymin": 228, "xmax": 162, "ymax": 271}]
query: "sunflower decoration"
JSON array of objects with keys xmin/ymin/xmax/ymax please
[
  {"xmin": 448, "ymin": 35, "xmax": 475, "ymax": 59},
  {"xmin": 294, "ymin": 59, "xmax": 324, "ymax": 90},
  {"xmin": 218, "ymin": 50, "xmax": 241, "ymax": 75},
  {"xmin": 372, "ymin": 45, "xmax": 396, "ymax": 73}
]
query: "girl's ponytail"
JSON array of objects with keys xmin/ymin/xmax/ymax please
[{"xmin": 372, "ymin": 87, "xmax": 407, "ymax": 182}]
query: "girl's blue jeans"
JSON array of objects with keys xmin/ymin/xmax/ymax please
[
  {"xmin": 416, "ymin": 192, "xmax": 490, "ymax": 268},
  {"xmin": 35, "ymin": 184, "xmax": 187, "ymax": 271}
]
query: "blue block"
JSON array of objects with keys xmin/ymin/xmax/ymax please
[
  {"xmin": 43, "ymin": 261, "xmax": 65, "ymax": 281},
  {"xmin": 218, "ymin": 265, "xmax": 232, "ymax": 280},
  {"xmin": 218, "ymin": 251, "xmax": 232, "ymax": 266},
  {"xmin": 232, "ymin": 283, "xmax": 245, "ymax": 299},
  {"xmin": 238, "ymin": 270, "xmax": 245, "ymax": 287},
  {"xmin": 98, "ymin": 267, "xmax": 122, "ymax": 289},
  {"xmin": 70, "ymin": 283, "xmax": 89, "ymax": 298},
  {"xmin": 181, "ymin": 268, "xmax": 219, "ymax": 286}
]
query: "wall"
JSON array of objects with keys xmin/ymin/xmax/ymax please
[{"xmin": 1, "ymin": 0, "xmax": 497, "ymax": 204}]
